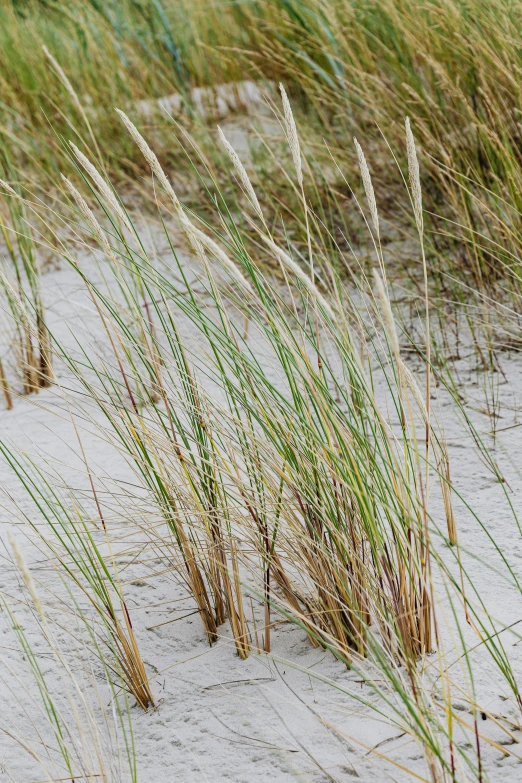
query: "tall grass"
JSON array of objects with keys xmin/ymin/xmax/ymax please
[
  {"xmin": 230, "ymin": 0, "xmax": 522, "ymax": 284},
  {"xmin": 2, "ymin": 535, "xmax": 136, "ymax": 782},
  {"xmin": 0, "ymin": 166, "xmax": 52, "ymax": 399},
  {"xmin": 3, "ymin": 2, "xmax": 522, "ymax": 779},
  {"xmin": 0, "ymin": 0, "xmax": 248, "ymax": 179},
  {"xmin": 0, "ymin": 95, "xmax": 513, "ymax": 779},
  {"xmin": 4, "ymin": 0, "xmax": 522, "ymax": 295},
  {"xmin": 1, "ymin": 446, "xmax": 154, "ymax": 710}
]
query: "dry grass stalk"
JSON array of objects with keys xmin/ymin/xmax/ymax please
[
  {"xmin": 217, "ymin": 126, "xmax": 264, "ymax": 222},
  {"xmin": 0, "ymin": 273, "xmax": 39, "ymax": 395},
  {"xmin": 230, "ymin": 541, "xmax": 250, "ymax": 658},
  {"xmin": 437, "ymin": 443, "xmax": 458, "ymax": 546},
  {"xmin": 280, "ymin": 83, "xmax": 303, "ymax": 188},
  {"xmin": 0, "ymin": 356, "xmax": 12, "ymax": 410},
  {"xmin": 405, "ymin": 122, "xmax": 432, "ymax": 650},
  {"xmin": 178, "ymin": 521, "xmax": 219, "ymax": 643},
  {"xmin": 372, "ymin": 267, "xmax": 434, "ymax": 657},
  {"xmin": 354, "ymin": 137, "xmax": 379, "ymax": 236},
  {"xmin": 69, "ymin": 143, "xmax": 133, "ymax": 235},
  {"xmin": 0, "ymin": 185, "xmax": 52, "ymax": 396},
  {"xmin": 73, "ymin": 507, "xmax": 155, "ymax": 711},
  {"xmin": 405, "ymin": 117, "xmax": 423, "ymax": 236},
  {"xmin": 405, "ymin": 119, "xmax": 430, "ymax": 463},
  {"xmin": 62, "ymin": 175, "xmax": 114, "ymax": 258},
  {"xmin": 112, "ymin": 610, "xmax": 154, "ymax": 711},
  {"xmin": 8, "ymin": 534, "xmax": 44, "ymax": 620}
]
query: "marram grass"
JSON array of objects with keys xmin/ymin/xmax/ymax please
[
  {"xmin": 0, "ymin": 93, "xmax": 515, "ymax": 781},
  {"xmin": 2, "ymin": 7, "xmax": 522, "ymax": 778}
]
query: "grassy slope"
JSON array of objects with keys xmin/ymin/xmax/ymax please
[
  {"xmin": 2, "ymin": 1, "xmax": 522, "ymax": 285},
  {"xmin": 3, "ymin": 3, "xmax": 522, "ymax": 779}
]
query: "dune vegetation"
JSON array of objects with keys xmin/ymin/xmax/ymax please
[{"xmin": 1, "ymin": 1, "xmax": 522, "ymax": 781}]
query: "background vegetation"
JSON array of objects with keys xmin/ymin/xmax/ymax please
[{"xmin": 4, "ymin": 0, "xmax": 522, "ymax": 287}]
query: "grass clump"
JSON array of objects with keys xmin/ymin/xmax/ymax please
[
  {"xmin": 1, "ymin": 535, "xmax": 136, "ymax": 782},
  {"xmin": 4, "ymin": 95, "xmax": 514, "ymax": 779},
  {"xmin": 3, "ymin": 2, "xmax": 522, "ymax": 780}
]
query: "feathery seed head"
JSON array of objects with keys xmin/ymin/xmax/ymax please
[
  {"xmin": 69, "ymin": 142, "xmax": 134, "ymax": 234},
  {"xmin": 0, "ymin": 270, "xmax": 30, "ymax": 322},
  {"xmin": 279, "ymin": 84, "xmax": 303, "ymax": 188},
  {"xmin": 217, "ymin": 126, "xmax": 263, "ymax": 221},
  {"xmin": 401, "ymin": 361, "xmax": 428, "ymax": 422},
  {"xmin": 191, "ymin": 226, "xmax": 253, "ymax": 293},
  {"xmin": 43, "ymin": 45, "xmax": 83, "ymax": 114},
  {"xmin": 405, "ymin": 118, "xmax": 423, "ymax": 235},
  {"xmin": 0, "ymin": 179, "xmax": 18, "ymax": 197},
  {"xmin": 354, "ymin": 137, "xmax": 379, "ymax": 236},
  {"xmin": 115, "ymin": 109, "xmax": 182, "ymax": 212},
  {"xmin": 373, "ymin": 268, "xmax": 400, "ymax": 360},
  {"xmin": 264, "ymin": 235, "xmax": 335, "ymax": 319},
  {"xmin": 9, "ymin": 533, "xmax": 44, "ymax": 620}
]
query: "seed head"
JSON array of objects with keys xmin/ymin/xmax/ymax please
[
  {"xmin": 373, "ymin": 269, "xmax": 400, "ymax": 360},
  {"xmin": 69, "ymin": 143, "xmax": 134, "ymax": 234},
  {"xmin": 9, "ymin": 533, "xmax": 44, "ymax": 620},
  {"xmin": 115, "ymin": 109, "xmax": 182, "ymax": 213},
  {"xmin": 191, "ymin": 226, "xmax": 253, "ymax": 293},
  {"xmin": 405, "ymin": 118, "xmax": 423, "ymax": 235},
  {"xmin": 264, "ymin": 235, "xmax": 335, "ymax": 319},
  {"xmin": 354, "ymin": 137, "xmax": 379, "ymax": 236},
  {"xmin": 43, "ymin": 45, "xmax": 83, "ymax": 115},
  {"xmin": 280, "ymin": 84, "xmax": 303, "ymax": 188},
  {"xmin": 401, "ymin": 361, "xmax": 428, "ymax": 422},
  {"xmin": 217, "ymin": 127, "xmax": 263, "ymax": 222},
  {"xmin": 62, "ymin": 175, "xmax": 113, "ymax": 258},
  {"xmin": 0, "ymin": 179, "xmax": 18, "ymax": 198}
]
